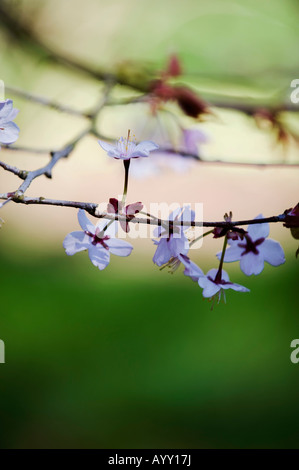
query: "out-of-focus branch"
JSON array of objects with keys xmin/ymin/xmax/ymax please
[
  {"xmin": 0, "ymin": 1, "xmax": 298, "ymax": 114},
  {"xmin": 5, "ymin": 86, "xmax": 87, "ymax": 117},
  {"xmin": 0, "ymin": 124, "xmax": 108, "ymax": 209},
  {"xmin": 0, "ymin": 125, "xmax": 93, "ymax": 200},
  {"xmin": 2, "ymin": 144, "xmax": 52, "ymax": 154},
  {"xmin": 0, "ymin": 1, "xmax": 148, "ymax": 92},
  {"xmin": 211, "ymin": 100, "xmax": 298, "ymax": 115},
  {"xmin": 0, "ymin": 82, "xmax": 114, "ymax": 205}
]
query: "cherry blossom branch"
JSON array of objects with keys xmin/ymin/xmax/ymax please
[
  {"xmin": 0, "ymin": 161, "xmax": 28, "ymax": 179},
  {"xmin": 0, "ymin": 192, "xmax": 286, "ymax": 228}
]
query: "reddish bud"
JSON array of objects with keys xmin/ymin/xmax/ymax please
[
  {"xmin": 165, "ymin": 54, "xmax": 182, "ymax": 77},
  {"xmin": 150, "ymin": 80, "xmax": 176, "ymax": 101},
  {"xmin": 173, "ymin": 86, "xmax": 209, "ymax": 118},
  {"xmin": 284, "ymin": 203, "xmax": 299, "ymax": 240},
  {"xmin": 213, "ymin": 212, "xmax": 246, "ymax": 240}
]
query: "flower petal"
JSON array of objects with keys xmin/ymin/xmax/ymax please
[
  {"xmin": 182, "ymin": 128, "xmax": 208, "ymax": 156},
  {"xmin": 88, "ymin": 245, "xmax": 110, "ymax": 270},
  {"xmin": 153, "ymin": 238, "xmax": 172, "ymax": 266},
  {"xmin": 98, "ymin": 140, "xmax": 120, "ymax": 158},
  {"xmin": 199, "ymin": 278, "xmax": 220, "ymax": 298},
  {"xmin": 153, "ymin": 226, "xmax": 163, "ymax": 238},
  {"xmin": 240, "ymin": 252, "xmax": 264, "ymax": 276},
  {"xmin": 179, "ymin": 255, "xmax": 204, "ymax": 281},
  {"xmin": 97, "ymin": 220, "xmax": 118, "ymax": 237},
  {"xmin": 247, "ymin": 214, "xmax": 269, "ymax": 240},
  {"xmin": 218, "ymin": 245, "xmax": 243, "ymax": 262},
  {"xmin": 106, "ymin": 238, "xmax": 133, "ymax": 257},
  {"xmin": 205, "ymin": 268, "xmax": 218, "ymax": 280},
  {"xmin": 260, "ymin": 239, "xmax": 285, "ymax": 267},
  {"xmin": 220, "ymin": 269, "xmax": 230, "ymax": 282},
  {"xmin": 107, "ymin": 198, "xmax": 121, "ymax": 214},
  {"xmin": 169, "ymin": 207, "xmax": 183, "ymax": 221},
  {"xmin": 77, "ymin": 209, "xmax": 95, "ymax": 233},
  {"xmin": 126, "ymin": 202, "xmax": 143, "ymax": 216},
  {"xmin": 168, "ymin": 233, "xmax": 189, "ymax": 256},
  {"xmin": 131, "ymin": 140, "xmax": 159, "ymax": 158},
  {"xmin": 224, "ymin": 282, "xmax": 250, "ymax": 293},
  {"xmin": 63, "ymin": 231, "xmax": 90, "ymax": 255},
  {"xmin": 0, "ymin": 122, "xmax": 20, "ymax": 144},
  {"xmin": 177, "ymin": 205, "xmax": 195, "ymax": 230},
  {"xmin": 5, "ymin": 107, "xmax": 19, "ymax": 122},
  {"xmin": 0, "ymin": 99, "xmax": 13, "ymax": 120}
]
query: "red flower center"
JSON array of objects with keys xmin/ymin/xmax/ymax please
[
  {"xmin": 238, "ymin": 236, "xmax": 265, "ymax": 256},
  {"xmin": 85, "ymin": 231, "xmax": 110, "ymax": 249}
]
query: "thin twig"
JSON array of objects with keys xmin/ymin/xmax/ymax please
[{"xmin": 5, "ymin": 85, "xmax": 87, "ymax": 117}]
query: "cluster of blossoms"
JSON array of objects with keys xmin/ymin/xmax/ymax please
[
  {"xmin": 0, "ymin": 97, "xmax": 289, "ymax": 307},
  {"xmin": 63, "ymin": 131, "xmax": 287, "ymax": 308}
]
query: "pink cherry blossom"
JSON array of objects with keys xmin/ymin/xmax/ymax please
[
  {"xmin": 63, "ymin": 209, "xmax": 133, "ymax": 270},
  {"xmin": 98, "ymin": 132, "xmax": 158, "ymax": 160},
  {"xmin": 217, "ymin": 214, "xmax": 285, "ymax": 276},
  {"xmin": 180, "ymin": 255, "xmax": 249, "ymax": 304}
]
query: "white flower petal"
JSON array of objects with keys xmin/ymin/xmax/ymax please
[
  {"xmin": 63, "ymin": 231, "xmax": 90, "ymax": 255},
  {"xmin": 260, "ymin": 239, "xmax": 285, "ymax": 267},
  {"xmin": 106, "ymin": 238, "xmax": 133, "ymax": 257},
  {"xmin": 132, "ymin": 141, "xmax": 159, "ymax": 157},
  {"xmin": 224, "ymin": 282, "xmax": 250, "ymax": 293},
  {"xmin": 5, "ymin": 108, "xmax": 19, "ymax": 122},
  {"xmin": 88, "ymin": 245, "xmax": 110, "ymax": 270},
  {"xmin": 0, "ymin": 100, "xmax": 13, "ymax": 120},
  {"xmin": 169, "ymin": 207, "xmax": 183, "ymax": 221},
  {"xmin": 168, "ymin": 234, "xmax": 189, "ymax": 256},
  {"xmin": 77, "ymin": 209, "xmax": 95, "ymax": 233},
  {"xmin": 205, "ymin": 268, "xmax": 218, "ymax": 280},
  {"xmin": 247, "ymin": 214, "xmax": 269, "ymax": 240},
  {"xmin": 200, "ymin": 278, "xmax": 220, "ymax": 298},
  {"xmin": 240, "ymin": 252, "xmax": 264, "ymax": 276},
  {"xmin": 177, "ymin": 205, "xmax": 195, "ymax": 229},
  {"xmin": 220, "ymin": 269, "xmax": 230, "ymax": 282},
  {"xmin": 96, "ymin": 220, "xmax": 118, "ymax": 237},
  {"xmin": 179, "ymin": 255, "xmax": 204, "ymax": 281},
  {"xmin": 219, "ymin": 245, "xmax": 243, "ymax": 262},
  {"xmin": 0, "ymin": 122, "xmax": 20, "ymax": 144},
  {"xmin": 153, "ymin": 238, "xmax": 172, "ymax": 266},
  {"xmin": 153, "ymin": 226, "xmax": 163, "ymax": 238},
  {"xmin": 98, "ymin": 140, "xmax": 120, "ymax": 158}
]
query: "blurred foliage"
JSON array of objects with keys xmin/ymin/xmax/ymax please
[{"xmin": 0, "ymin": 250, "xmax": 298, "ymax": 449}]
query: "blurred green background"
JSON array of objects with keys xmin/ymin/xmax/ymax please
[{"xmin": 0, "ymin": 0, "xmax": 299, "ymax": 449}]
